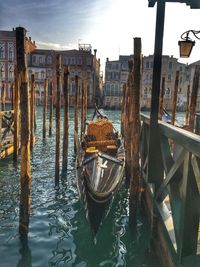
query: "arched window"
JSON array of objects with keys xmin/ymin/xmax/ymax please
[{"xmin": 0, "ymin": 43, "xmax": 5, "ymax": 59}]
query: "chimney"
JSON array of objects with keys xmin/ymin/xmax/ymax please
[
  {"xmin": 106, "ymin": 57, "xmax": 109, "ymax": 62},
  {"xmin": 94, "ymin": 49, "xmax": 97, "ymax": 56}
]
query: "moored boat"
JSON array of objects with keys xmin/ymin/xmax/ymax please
[{"xmin": 76, "ymin": 108, "xmax": 125, "ymax": 235}]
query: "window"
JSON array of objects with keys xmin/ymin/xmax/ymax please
[
  {"xmin": 146, "ymin": 61, "xmax": 149, "ymax": 69},
  {"xmin": 47, "ymin": 55, "xmax": 52, "ymax": 64},
  {"xmin": 8, "ymin": 42, "xmax": 14, "ymax": 61},
  {"xmin": 8, "ymin": 63, "xmax": 14, "ymax": 79},
  {"xmin": 39, "ymin": 57, "xmax": 43, "ymax": 64},
  {"xmin": 41, "ymin": 70, "xmax": 45, "ymax": 79},
  {"xmin": 77, "ymin": 58, "xmax": 82, "ymax": 65},
  {"xmin": 87, "ymin": 58, "xmax": 92, "ymax": 66},
  {"xmin": 0, "ymin": 63, "xmax": 5, "ymax": 79},
  {"xmin": 168, "ymin": 62, "xmax": 173, "ymax": 70},
  {"xmin": 32, "ymin": 55, "xmax": 36, "ymax": 64},
  {"xmin": 0, "ymin": 42, "xmax": 5, "ymax": 59},
  {"xmin": 168, "ymin": 74, "xmax": 171, "ymax": 81}
]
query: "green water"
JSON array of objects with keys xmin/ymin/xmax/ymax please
[{"xmin": 0, "ymin": 108, "xmax": 158, "ymax": 267}]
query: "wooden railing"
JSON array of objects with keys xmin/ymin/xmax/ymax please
[
  {"xmin": 0, "ymin": 110, "xmax": 14, "ymax": 159},
  {"xmin": 140, "ymin": 113, "xmax": 200, "ymax": 267}
]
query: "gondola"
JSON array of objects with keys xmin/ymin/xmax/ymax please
[{"xmin": 76, "ymin": 108, "xmax": 125, "ymax": 235}]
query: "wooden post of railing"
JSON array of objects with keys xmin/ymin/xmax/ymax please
[
  {"xmin": 55, "ymin": 54, "xmax": 61, "ymax": 186},
  {"xmin": 11, "ymin": 83, "xmax": 14, "ymax": 110},
  {"xmin": 81, "ymin": 79, "xmax": 87, "ymax": 141},
  {"xmin": 49, "ymin": 80, "xmax": 53, "ymax": 136},
  {"xmin": 121, "ymin": 83, "xmax": 126, "ymax": 138},
  {"xmin": 74, "ymin": 75, "xmax": 79, "ymax": 153},
  {"xmin": 171, "ymin": 70, "xmax": 179, "ymax": 126},
  {"xmin": 159, "ymin": 77, "xmax": 165, "ymax": 120},
  {"xmin": 129, "ymin": 37, "xmax": 141, "ymax": 225},
  {"xmin": 62, "ymin": 66, "xmax": 69, "ymax": 174},
  {"xmin": 16, "ymin": 27, "xmax": 31, "ymax": 237},
  {"xmin": 1, "ymin": 83, "xmax": 5, "ymax": 111},
  {"xmin": 13, "ymin": 67, "xmax": 20, "ymax": 162},
  {"xmin": 30, "ymin": 74, "xmax": 35, "ymax": 150},
  {"xmin": 43, "ymin": 78, "xmax": 47, "ymax": 139},
  {"xmin": 188, "ymin": 65, "xmax": 200, "ymax": 131},
  {"xmin": 185, "ymin": 84, "xmax": 190, "ymax": 125}
]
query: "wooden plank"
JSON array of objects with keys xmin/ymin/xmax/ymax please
[{"xmin": 191, "ymin": 155, "xmax": 200, "ymax": 193}]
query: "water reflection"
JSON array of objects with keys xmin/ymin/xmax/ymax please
[{"xmin": 17, "ymin": 235, "xmax": 32, "ymax": 267}]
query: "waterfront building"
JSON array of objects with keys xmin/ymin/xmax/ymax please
[
  {"xmin": 0, "ymin": 29, "xmax": 36, "ymax": 103},
  {"xmin": 28, "ymin": 44, "xmax": 100, "ymax": 107}
]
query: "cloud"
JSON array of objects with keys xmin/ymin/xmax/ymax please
[{"xmin": 36, "ymin": 40, "xmax": 77, "ymax": 51}]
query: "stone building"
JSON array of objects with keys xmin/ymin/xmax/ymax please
[
  {"xmin": 104, "ymin": 55, "xmax": 133, "ymax": 109},
  {"xmin": 104, "ymin": 54, "xmax": 189, "ymax": 111},
  {"xmin": 28, "ymin": 44, "xmax": 100, "ymax": 107},
  {"xmin": 0, "ymin": 28, "xmax": 36, "ymax": 104}
]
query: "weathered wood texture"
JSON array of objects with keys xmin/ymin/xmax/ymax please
[
  {"xmin": 49, "ymin": 80, "xmax": 53, "ymax": 136},
  {"xmin": 11, "ymin": 83, "xmax": 14, "ymax": 110},
  {"xmin": 43, "ymin": 78, "xmax": 48, "ymax": 139},
  {"xmin": 55, "ymin": 54, "xmax": 61, "ymax": 185},
  {"xmin": 185, "ymin": 84, "xmax": 190, "ymax": 125},
  {"xmin": 121, "ymin": 83, "xmax": 126, "ymax": 138},
  {"xmin": 171, "ymin": 71, "xmax": 179, "ymax": 126},
  {"xmin": 30, "ymin": 74, "xmax": 35, "ymax": 150},
  {"xmin": 62, "ymin": 66, "xmax": 69, "ymax": 173},
  {"xmin": 188, "ymin": 65, "xmax": 200, "ymax": 131},
  {"xmin": 129, "ymin": 37, "xmax": 142, "ymax": 225},
  {"xmin": 13, "ymin": 67, "xmax": 20, "ymax": 162},
  {"xmin": 16, "ymin": 27, "xmax": 31, "ymax": 236},
  {"xmin": 81, "ymin": 79, "xmax": 87, "ymax": 141},
  {"xmin": 74, "ymin": 75, "xmax": 79, "ymax": 153},
  {"xmin": 159, "ymin": 77, "xmax": 165, "ymax": 120},
  {"xmin": 1, "ymin": 83, "xmax": 5, "ymax": 111}
]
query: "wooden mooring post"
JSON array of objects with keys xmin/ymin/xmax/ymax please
[
  {"xmin": 30, "ymin": 74, "xmax": 35, "ymax": 150},
  {"xmin": 121, "ymin": 83, "xmax": 126, "ymax": 138},
  {"xmin": 185, "ymin": 84, "xmax": 190, "ymax": 125},
  {"xmin": 1, "ymin": 83, "xmax": 5, "ymax": 111},
  {"xmin": 171, "ymin": 70, "xmax": 179, "ymax": 126},
  {"xmin": 74, "ymin": 75, "xmax": 79, "ymax": 153},
  {"xmin": 129, "ymin": 37, "xmax": 142, "ymax": 225},
  {"xmin": 43, "ymin": 78, "xmax": 48, "ymax": 139},
  {"xmin": 81, "ymin": 79, "xmax": 87, "ymax": 141},
  {"xmin": 13, "ymin": 67, "xmax": 20, "ymax": 162},
  {"xmin": 16, "ymin": 27, "xmax": 31, "ymax": 237},
  {"xmin": 159, "ymin": 77, "xmax": 165, "ymax": 120},
  {"xmin": 11, "ymin": 83, "xmax": 14, "ymax": 110},
  {"xmin": 55, "ymin": 54, "xmax": 61, "ymax": 186},
  {"xmin": 49, "ymin": 80, "xmax": 53, "ymax": 136},
  {"xmin": 188, "ymin": 65, "xmax": 200, "ymax": 131},
  {"xmin": 62, "ymin": 66, "xmax": 69, "ymax": 174}
]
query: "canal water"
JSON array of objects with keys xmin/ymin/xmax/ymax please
[{"xmin": 0, "ymin": 107, "xmax": 159, "ymax": 267}]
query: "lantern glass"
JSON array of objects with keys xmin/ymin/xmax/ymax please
[{"xmin": 178, "ymin": 40, "xmax": 195, "ymax": 58}]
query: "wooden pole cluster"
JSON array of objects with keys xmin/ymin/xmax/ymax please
[
  {"xmin": 30, "ymin": 74, "xmax": 35, "ymax": 150},
  {"xmin": 81, "ymin": 79, "xmax": 87, "ymax": 141},
  {"xmin": 1, "ymin": 83, "xmax": 5, "ymax": 111},
  {"xmin": 43, "ymin": 78, "xmax": 48, "ymax": 139},
  {"xmin": 74, "ymin": 75, "xmax": 79, "ymax": 153},
  {"xmin": 188, "ymin": 65, "xmax": 200, "ymax": 131},
  {"xmin": 62, "ymin": 66, "xmax": 70, "ymax": 174},
  {"xmin": 171, "ymin": 70, "xmax": 179, "ymax": 126},
  {"xmin": 129, "ymin": 37, "xmax": 142, "ymax": 225},
  {"xmin": 49, "ymin": 80, "xmax": 53, "ymax": 136},
  {"xmin": 16, "ymin": 27, "xmax": 31, "ymax": 237},
  {"xmin": 55, "ymin": 54, "xmax": 61, "ymax": 185},
  {"xmin": 159, "ymin": 77, "xmax": 165, "ymax": 120},
  {"xmin": 13, "ymin": 67, "xmax": 20, "ymax": 162}
]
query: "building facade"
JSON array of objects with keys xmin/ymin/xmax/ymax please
[{"xmin": 28, "ymin": 44, "xmax": 100, "ymax": 107}]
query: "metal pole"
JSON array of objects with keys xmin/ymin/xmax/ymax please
[{"xmin": 147, "ymin": 0, "xmax": 166, "ymax": 185}]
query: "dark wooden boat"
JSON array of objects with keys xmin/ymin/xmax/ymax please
[{"xmin": 76, "ymin": 108, "xmax": 125, "ymax": 235}]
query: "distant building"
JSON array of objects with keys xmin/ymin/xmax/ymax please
[
  {"xmin": 104, "ymin": 55, "xmax": 133, "ymax": 109},
  {"xmin": 0, "ymin": 28, "xmax": 36, "ymax": 103},
  {"xmin": 28, "ymin": 44, "xmax": 101, "ymax": 107}
]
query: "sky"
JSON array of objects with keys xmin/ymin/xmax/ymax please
[{"xmin": 1, "ymin": 0, "xmax": 200, "ymax": 72}]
